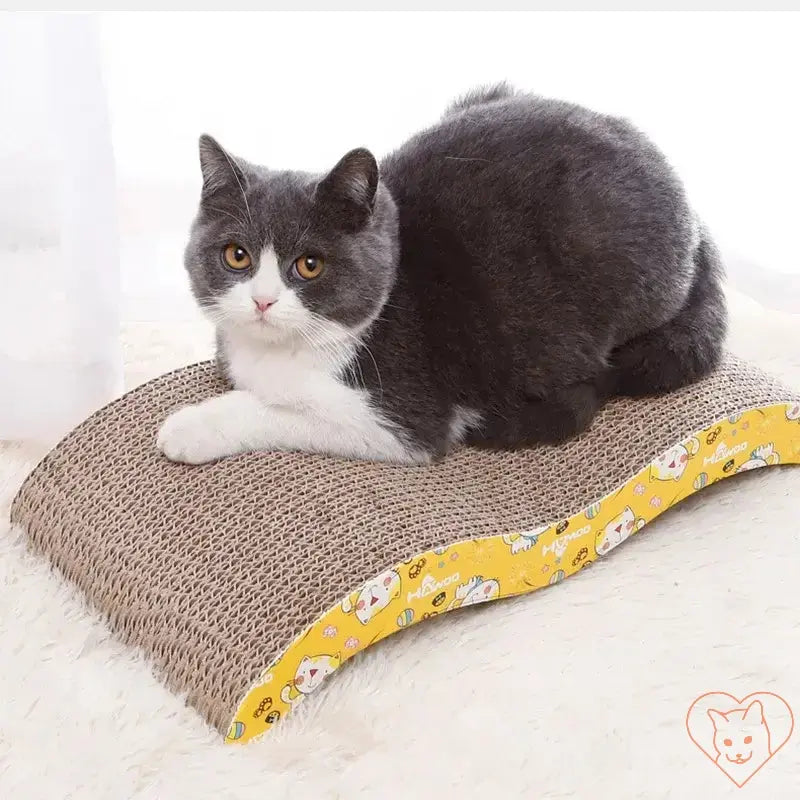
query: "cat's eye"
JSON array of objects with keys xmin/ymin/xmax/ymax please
[
  {"xmin": 222, "ymin": 243, "xmax": 252, "ymax": 271},
  {"xmin": 744, "ymin": 736, "xmax": 752, "ymax": 744},
  {"xmin": 293, "ymin": 255, "xmax": 325, "ymax": 281},
  {"xmin": 724, "ymin": 738, "xmax": 732, "ymax": 746}
]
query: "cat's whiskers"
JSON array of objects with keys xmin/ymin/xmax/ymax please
[
  {"xmin": 294, "ymin": 314, "xmax": 368, "ymax": 390},
  {"xmin": 203, "ymin": 300, "xmax": 381, "ymax": 397},
  {"xmin": 376, "ymin": 299, "xmax": 408, "ymax": 313},
  {"xmin": 217, "ymin": 145, "xmax": 253, "ymax": 227},
  {"xmin": 204, "ymin": 205, "xmax": 248, "ymax": 229},
  {"xmin": 199, "ymin": 309, "xmax": 226, "ymax": 326},
  {"xmin": 272, "ymin": 307, "xmax": 343, "ymax": 366},
  {"xmin": 305, "ymin": 330, "xmax": 363, "ymax": 392},
  {"xmin": 300, "ymin": 315, "xmax": 368, "ymax": 387},
  {"xmin": 294, "ymin": 325, "xmax": 350, "ymax": 382},
  {"xmin": 291, "ymin": 219, "xmax": 313, "ymax": 254},
  {"xmin": 197, "ymin": 301, "xmax": 230, "ymax": 327},
  {"xmin": 310, "ymin": 315, "xmax": 384, "ymax": 400},
  {"xmin": 295, "ymin": 317, "xmax": 362, "ymax": 386}
]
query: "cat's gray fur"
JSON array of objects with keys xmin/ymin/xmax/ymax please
[{"xmin": 184, "ymin": 83, "xmax": 726, "ymax": 457}]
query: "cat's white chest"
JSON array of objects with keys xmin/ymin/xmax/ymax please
[
  {"xmin": 224, "ymin": 334, "xmax": 340, "ymax": 409},
  {"xmin": 213, "ymin": 329, "xmax": 428, "ymax": 465}
]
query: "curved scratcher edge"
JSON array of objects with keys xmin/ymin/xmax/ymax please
[{"xmin": 227, "ymin": 403, "xmax": 800, "ymax": 744}]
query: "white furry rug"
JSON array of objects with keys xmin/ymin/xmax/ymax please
[{"xmin": 2, "ymin": 288, "xmax": 799, "ymax": 799}]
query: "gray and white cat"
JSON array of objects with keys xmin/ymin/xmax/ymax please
[{"xmin": 157, "ymin": 84, "xmax": 726, "ymax": 465}]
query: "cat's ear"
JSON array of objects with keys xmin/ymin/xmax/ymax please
[
  {"xmin": 743, "ymin": 701, "xmax": 765, "ymax": 725},
  {"xmin": 707, "ymin": 709, "xmax": 728, "ymax": 729},
  {"xmin": 198, "ymin": 134, "xmax": 247, "ymax": 197},
  {"xmin": 315, "ymin": 148, "xmax": 379, "ymax": 231}
]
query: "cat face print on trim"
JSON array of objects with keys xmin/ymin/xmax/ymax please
[
  {"xmin": 280, "ymin": 652, "xmax": 341, "ymax": 704},
  {"xmin": 341, "ymin": 569, "xmax": 401, "ymax": 625},
  {"xmin": 736, "ymin": 443, "xmax": 780, "ymax": 473},
  {"xmin": 595, "ymin": 506, "xmax": 645, "ymax": 556},
  {"xmin": 448, "ymin": 576, "xmax": 500, "ymax": 610},
  {"xmin": 650, "ymin": 438, "xmax": 700, "ymax": 481},
  {"xmin": 502, "ymin": 525, "xmax": 549, "ymax": 555}
]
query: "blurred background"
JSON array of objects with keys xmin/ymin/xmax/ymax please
[{"xmin": 1, "ymin": 11, "xmax": 798, "ymax": 440}]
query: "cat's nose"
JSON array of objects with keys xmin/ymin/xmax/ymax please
[{"xmin": 252, "ymin": 297, "xmax": 275, "ymax": 313}]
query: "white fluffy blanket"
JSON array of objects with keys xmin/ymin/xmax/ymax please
[{"xmin": 2, "ymin": 288, "xmax": 799, "ymax": 799}]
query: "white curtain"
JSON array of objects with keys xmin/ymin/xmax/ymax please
[{"xmin": 0, "ymin": 13, "xmax": 121, "ymax": 443}]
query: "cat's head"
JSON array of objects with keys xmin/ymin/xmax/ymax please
[
  {"xmin": 651, "ymin": 443, "xmax": 691, "ymax": 481},
  {"xmin": 354, "ymin": 569, "xmax": 401, "ymax": 624},
  {"xmin": 737, "ymin": 443, "xmax": 776, "ymax": 473},
  {"xmin": 736, "ymin": 457, "xmax": 767, "ymax": 473},
  {"xmin": 708, "ymin": 701, "xmax": 771, "ymax": 765},
  {"xmin": 184, "ymin": 136, "xmax": 399, "ymax": 347},
  {"xmin": 595, "ymin": 506, "xmax": 637, "ymax": 555},
  {"xmin": 461, "ymin": 577, "xmax": 500, "ymax": 606},
  {"xmin": 293, "ymin": 652, "xmax": 341, "ymax": 695}
]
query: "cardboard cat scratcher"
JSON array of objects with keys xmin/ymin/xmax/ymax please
[{"xmin": 10, "ymin": 355, "xmax": 800, "ymax": 744}]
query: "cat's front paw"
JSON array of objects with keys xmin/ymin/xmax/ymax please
[{"xmin": 156, "ymin": 403, "xmax": 234, "ymax": 465}]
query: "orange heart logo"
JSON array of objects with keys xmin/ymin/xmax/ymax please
[{"xmin": 686, "ymin": 692, "xmax": 794, "ymax": 787}]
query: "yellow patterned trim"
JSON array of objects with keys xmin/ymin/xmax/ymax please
[{"xmin": 226, "ymin": 402, "xmax": 800, "ymax": 744}]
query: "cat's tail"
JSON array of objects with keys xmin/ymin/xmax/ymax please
[
  {"xmin": 444, "ymin": 83, "xmax": 516, "ymax": 117},
  {"xmin": 610, "ymin": 222, "xmax": 728, "ymax": 396}
]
